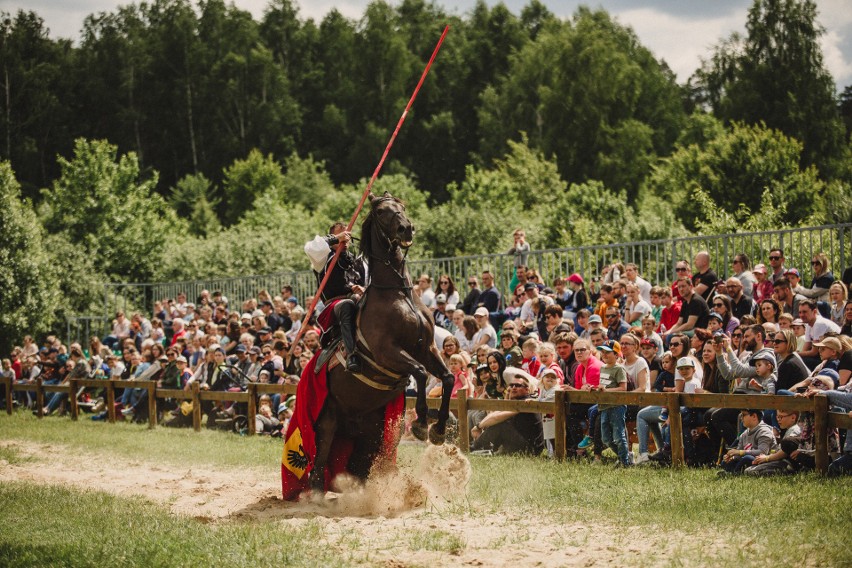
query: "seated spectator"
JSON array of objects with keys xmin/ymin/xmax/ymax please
[
  {"xmin": 665, "ymin": 278, "xmax": 709, "ymax": 338},
  {"xmin": 691, "ymin": 251, "xmax": 718, "ymax": 303},
  {"xmin": 757, "ymin": 298, "xmax": 782, "ymax": 328},
  {"xmin": 718, "ymin": 409, "xmax": 777, "ymax": 475},
  {"xmin": 470, "ymin": 374, "xmax": 544, "ymax": 455},
  {"xmin": 624, "ymin": 283, "xmax": 652, "ymax": 326},
  {"xmin": 798, "ymin": 299, "xmax": 841, "ymax": 367},
  {"xmin": 827, "ymin": 282, "xmax": 847, "ymax": 327},
  {"xmin": 657, "ymin": 286, "xmax": 681, "ymax": 334},
  {"xmin": 472, "ymin": 307, "xmax": 497, "ymax": 349},
  {"xmin": 635, "ymin": 351, "xmax": 675, "ymax": 464},
  {"xmin": 725, "ymin": 277, "xmax": 754, "ymax": 320},
  {"xmin": 771, "ymin": 329, "xmax": 810, "ymax": 394},
  {"xmin": 731, "ymin": 253, "xmax": 756, "ymax": 301},
  {"xmin": 793, "ymin": 252, "xmax": 834, "ymax": 303},
  {"xmin": 753, "ymin": 264, "xmax": 774, "ymax": 304},
  {"xmin": 744, "ymin": 410, "xmax": 802, "ymax": 476}
]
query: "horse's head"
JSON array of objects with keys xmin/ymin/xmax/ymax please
[{"xmin": 360, "ymin": 191, "xmax": 414, "ymax": 258}]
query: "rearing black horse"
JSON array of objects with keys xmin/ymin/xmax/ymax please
[{"xmin": 309, "ymin": 192, "xmax": 454, "ymax": 492}]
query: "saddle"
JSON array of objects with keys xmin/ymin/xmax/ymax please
[{"xmin": 313, "ymin": 296, "xmax": 408, "ymax": 392}]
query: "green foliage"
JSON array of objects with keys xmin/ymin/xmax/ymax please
[
  {"xmin": 644, "ymin": 122, "xmax": 830, "ymax": 231},
  {"xmin": 170, "ymin": 173, "xmax": 221, "ymax": 237},
  {"xmin": 478, "ymin": 7, "xmax": 686, "ymax": 201},
  {"xmin": 222, "ymin": 149, "xmax": 286, "ymax": 224},
  {"xmin": 0, "ymin": 162, "xmax": 58, "ymax": 353},
  {"xmin": 40, "ymin": 139, "xmax": 184, "ymax": 282},
  {"xmin": 692, "ymin": 0, "xmax": 845, "ymax": 178}
]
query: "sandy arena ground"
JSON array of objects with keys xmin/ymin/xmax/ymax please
[{"xmin": 0, "ymin": 440, "xmax": 732, "ymax": 566}]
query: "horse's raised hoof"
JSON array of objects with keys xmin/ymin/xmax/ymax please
[
  {"xmin": 428, "ymin": 425, "xmax": 446, "ymax": 445},
  {"xmin": 411, "ymin": 421, "xmax": 428, "ymax": 441}
]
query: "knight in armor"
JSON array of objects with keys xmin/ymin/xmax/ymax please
[{"xmin": 305, "ymin": 222, "xmax": 367, "ymax": 373}]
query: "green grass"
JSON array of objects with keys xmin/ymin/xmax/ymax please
[{"xmin": 1, "ymin": 412, "xmax": 851, "ymax": 566}]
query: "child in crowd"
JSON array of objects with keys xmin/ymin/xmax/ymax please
[
  {"xmin": 649, "ymin": 287, "xmax": 663, "ymax": 324},
  {"xmin": 521, "ymin": 338, "xmax": 541, "ymax": 377},
  {"xmin": 538, "ymin": 368, "xmax": 559, "ymax": 457},
  {"xmin": 791, "ymin": 319, "xmax": 807, "ymax": 352},
  {"xmin": 719, "ymin": 409, "xmax": 777, "ymax": 475},
  {"xmin": 778, "ymin": 313, "xmax": 793, "ymax": 330},
  {"xmin": 536, "ymin": 342, "xmax": 564, "ymax": 383},
  {"xmin": 747, "ymin": 351, "xmax": 777, "ymax": 395},
  {"xmin": 593, "ymin": 340, "xmax": 630, "ymax": 466}
]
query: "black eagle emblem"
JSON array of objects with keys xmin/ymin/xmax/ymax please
[{"xmin": 288, "ymin": 444, "xmax": 309, "ymax": 471}]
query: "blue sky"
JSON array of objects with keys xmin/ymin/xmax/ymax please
[{"xmin": 6, "ymin": 0, "xmax": 852, "ymax": 87}]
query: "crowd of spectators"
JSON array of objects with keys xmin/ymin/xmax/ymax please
[{"xmin": 3, "ymin": 235, "xmax": 852, "ymax": 476}]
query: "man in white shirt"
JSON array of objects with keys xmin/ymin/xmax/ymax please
[
  {"xmin": 798, "ymin": 299, "xmax": 841, "ymax": 366},
  {"xmin": 417, "ymin": 274, "xmax": 436, "ymax": 308}
]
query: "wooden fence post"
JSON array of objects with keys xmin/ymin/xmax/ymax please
[
  {"xmin": 814, "ymin": 394, "xmax": 829, "ymax": 476},
  {"xmin": 554, "ymin": 390, "xmax": 567, "ymax": 461},
  {"xmin": 106, "ymin": 380, "xmax": 116, "ymax": 424},
  {"xmin": 247, "ymin": 383, "xmax": 257, "ymax": 436},
  {"xmin": 36, "ymin": 378, "xmax": 44, "ymax": 418},
  {"xmin": 4, "ymin": 376, "xmax": 12, "ymax": 415},
  {"xmin": 457, "ymin": 389, "xmax": 470, "ymax": 452},
  {"xmin": 666, "ymin": 393, "xmax": 684, "ymax": 468},
  {"xmin": 147, "ymin": 382, "xmax": 157, "ymax": 429},
  {"xmin": 191, "ymin": 383, "xmax": 201, "ymax": 432},
  {"xmin": 68, "ymin": 378, "xmax": 79, "ymax": 421}
]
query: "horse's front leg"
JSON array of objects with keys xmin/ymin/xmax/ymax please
[
  {"xmin": 373, "ymin": 350, "xmax": 430, "ymax": 441},
  {"xmin": 421, "ymin": 345, "xmax": 454, "ymax": 445}
]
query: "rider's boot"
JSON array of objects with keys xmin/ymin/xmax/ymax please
[{"xmin": 337, "ymin": 302, "xmax": 362, "ymax": 374}]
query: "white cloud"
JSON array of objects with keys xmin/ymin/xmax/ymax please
[{"xmin": 612, "ymin": 7, "xmax": 748, "ymax": 82}]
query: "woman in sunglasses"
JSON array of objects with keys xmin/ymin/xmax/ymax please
[
  {"xmin": 771, "ymin": 329, "xmax": 809, "ymax": 394},
  {"xmin": 711, "ymin": 294, "xmax": 740, "ymax": 335},
  {"xmin": 436, "ymin": 274, "xmax": 459, "ymax": 306},
  {"xmin": 795, "ymin": 252, "xmax": 834, "ymax": 303}
]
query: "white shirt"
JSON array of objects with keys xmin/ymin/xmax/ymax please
[
  {"xmin": 804, "ymin": 316, "xmax": 841, "ymax": 343},
  {"xmin": 623, "ymin": 356, "xmax": 650, "ymax": 392},
  {"xmin": 630, "ymin": 276, "xmax": 653, "ymax": 303},
  {"xmin": 678, "ymin": 374, "xmax": 702, "ymax": 394},
  {"xmin": 473, "ymin": 324, "xmax": 497, "ymax": 349},
  {"xmin": 421, "ymin": 288, "xmax": 436, "ymax": 308}
]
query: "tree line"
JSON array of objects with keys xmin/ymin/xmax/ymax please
[{"xmin": 1, "ymin": 0, "xmax": 851, "ymax": 351}]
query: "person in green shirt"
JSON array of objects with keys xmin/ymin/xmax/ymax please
[{"xmin": 593, "ymin": 340, "xmax": 630, "ymax": 466}]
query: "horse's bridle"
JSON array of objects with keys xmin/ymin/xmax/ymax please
[{"xmin": 367, "ymin": 200, "xmax": 413, "ymax": 290}]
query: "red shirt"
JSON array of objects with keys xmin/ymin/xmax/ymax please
[
  {"xmin": 11, "ymin": 359, "xmax": 22, "ymax": 380},
  {"xmin": 574, "ymin": 356, "xmax": 602, "ymax": 390},
  {"xmin": 658, "ymin": 301, "xmax": 682, "ymax": 333},
  {"xmin": 523, "ymin": 357, "xmax": 541, "ymax": 378}
]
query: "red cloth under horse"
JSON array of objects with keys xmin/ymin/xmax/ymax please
[{"xmin": 281, "ymin": 350, "xmax": 404, "ymax": 501}]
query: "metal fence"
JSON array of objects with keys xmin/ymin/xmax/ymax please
[{"xmin": 93, "ymin": 223, "xmax": 851, "ymax": 327}]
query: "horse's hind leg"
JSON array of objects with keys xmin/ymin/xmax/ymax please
[
  {"xmin": 310, "ymin": 402, "xmax": 338, "ymax": 495},
  {"xmin": 348, "ymin": 408, "xmax": 386, "ymax": 481}
]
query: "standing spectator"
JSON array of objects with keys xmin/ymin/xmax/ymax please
[
  {"xmin": 508, "ymin": 229, "xmax": 531, "ymax": 272},
  {"xmin": 794, "ymin": 252, "xmax": 834, "ymax": 303},
  {"xmin": 767, "ymin": 248, "xmax": 787, "ymax": 284},
  {"xmin": 592, "ymin": 340, "xmax": 630, "ymax": 467},
  {"xmin": 604, "ymin": 307, "xmax": 630, "ymax": 340},
  {"xmin": 731, "ymin": 253, "xmax": 756, "ymax": 301},
  {"xmin": 624, "ymin": 263, "xmax": 652, "ymax": 303},
  {"xmin": 553, "ymin": 332, "xmax": 579, "ymax": 384},
  {"xmin": 752, "ymin": 264, "xmax": 774, "ymax": 304},
  {"xmin": 691, "ymin": 251, "xmax": 718, "ymax": 303},
  {"xmin": 436, "ymin": 274, "xmax": 460, "ymax": 306}
]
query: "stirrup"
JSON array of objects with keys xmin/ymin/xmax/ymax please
[{"xmin": 346, "ymin": 353, "xmax": 362, "ymax": 373}]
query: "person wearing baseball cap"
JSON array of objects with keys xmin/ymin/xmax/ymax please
[
  {"xmin": 752, "ymin": 264, "xmax": 774, "ymax": 305},
  {"xmin": 472, "ymin": 307, "xmax": 497, "ymax": 349},
  {"xmin": 591, "ymin": 339, "xmax": 631, "ymax": 466}
]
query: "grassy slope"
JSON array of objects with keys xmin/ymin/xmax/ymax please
[{"xmin": 1, "ymin": 413, "xmax": 850, "ymax": 567}]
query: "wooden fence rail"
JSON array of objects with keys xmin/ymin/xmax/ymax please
[{"xmin": 4, "ymin": 377, "xmax": 850, "ymax": 475}]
